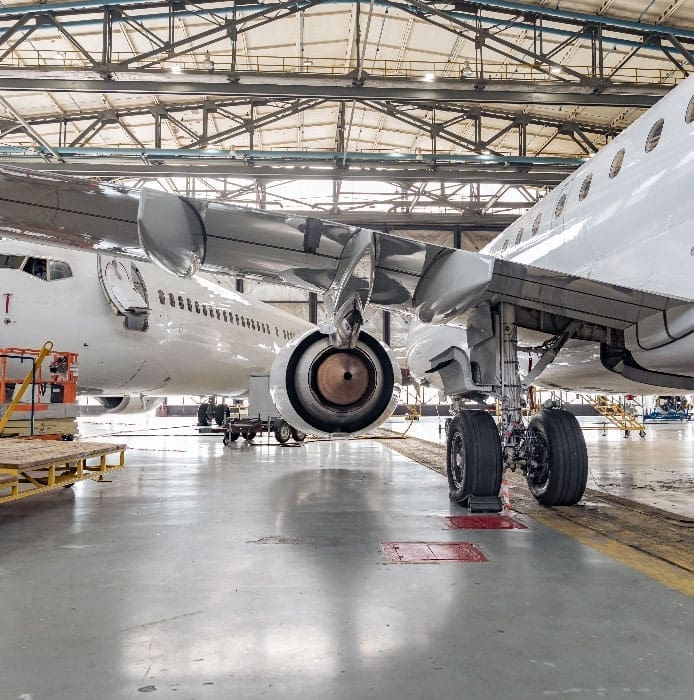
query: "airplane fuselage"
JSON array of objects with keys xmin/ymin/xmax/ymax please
[{"xmin": 0, "ymin": 240, "xmax": 311, "ymax": 397}]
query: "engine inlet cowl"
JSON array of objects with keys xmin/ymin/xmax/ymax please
[{"xmin": 270, "ymin": 329, "xmax": 401, "ymax": 437}]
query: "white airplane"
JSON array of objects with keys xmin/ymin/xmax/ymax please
[
  {"xmin": 0, "ymin": 240, "xmax": 311, "ymax": 426},
  {"xmin": 3, "ymin": 75, "xmax": 694, "ymax": 508}
]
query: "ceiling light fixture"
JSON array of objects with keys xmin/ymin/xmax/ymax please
[
  {"xmin": 461, "ymin": 59, "xmax": 474, "ymax": 78},
  {"xmin": 201, "ymin": 51, "xmax": 215, "ymax": 72}
]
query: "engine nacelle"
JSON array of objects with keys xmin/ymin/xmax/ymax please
[
  {"xmin": 270, "ymin": 329, "xmax": 401, "ymax": 437},
  {"xmin": 95, "ymin": 395, "xmax": 163, "ymax": 414}
]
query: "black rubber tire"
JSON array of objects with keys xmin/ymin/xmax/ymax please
[
  {"xmin": 214, "ymin": 404, "xmax": 229, "ymax": 426},
  {"xmin": 291, "ymin": 428, "xmax": 306, "ymax": 443},
  {"xmin": 446, "ymin": 410, "xmax": 503, "ymax": 503},
  {"xmin": 222, "ymin": 435, "xmax": 230, "ymax": 445},
  {"xmin": 227, "ymin": 431, "xmax": 240, "ymax": 442},
  {"xmin": 197, "ymin": 403, "xmax": 210, "ymax": 427},
  {"xmin": 526, "ymin": 409, "xmax": 588, "ymax": 506},
  {"xmin": 243, "ymin": 430, "xmax": 257, "ymax": 442},
  {"xmin": 274, "ymin": 421, "xmax": 292, "ymax": 444}
]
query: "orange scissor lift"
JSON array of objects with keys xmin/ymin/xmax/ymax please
[
  {"xmin": 0, "ymin": 342, "xmax": 126, "ymax": 503},
  {"xmin": 0, "ymin": 342, "xmax": 79, "ymax": 439}
]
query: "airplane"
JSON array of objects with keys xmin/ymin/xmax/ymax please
[
  {"xmin": 3, "ymin": 74, "xmax": 694, "ymax": 509},
  {"xmin": 0, "ymin": 239, "xmax": 311, "ymax": 429}
]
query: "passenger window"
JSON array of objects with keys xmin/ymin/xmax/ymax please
[
  {"xmin": 686, "ymin": 95, "xmax": 694, "ymax": 123},
  {"xmin": 241, "ymin": 317, "xmax": 246, "ymax": 327},
  {"xmin": 0, "ymin": 254, "xmax": 24, "ymax": 269},
  {"xmin": 168, "ymin": 293, "xmax": 175, "ymax": 307},
  {"xmin": 514, "ymin": 229, "xmax": 524, "ymax": 246},
  {"xmin": 216, "ymin": 309, "xmax": 220, "ymax": 320},
  {"xmin": 554, "ymin": 194, "xmax": 567, "ymax": 219},
  {"xmin": 22, "ymin": 257, "xmax": 47, "ymax": 280},
  {"xmin": 187, "ymin": 298, "xmax": 192, "ymax": 312},
  {"xmin": 609, "ymin": 148, "xmax": 625, "ymax": 178},
  {"xmin": 158, "ymin": 290, "xmax": 165, "ymax": 305},
  {"xmin": 178, "ymin": 295, "xmax": 184, "ymax": 309},
  {"xmin": 195, "ymin": 301, "xmax": 200, "ymax": 313},
  {"xmin": 532, "ymin": 213, "xmax": 542, "ymax": 236},
  {"xmin": 501, "ymin": 240, "xmax": 509, "ymax": 252},
  {"xmin": 579, "ymin": 173, "xmax": 592, "ymax": 201},
  {"xmin": 202, "ymin": 305, "xmax": 208, "ymax": 316},
  {"xmin": 223, "ymin": 310, "xmax": 228, "ymax": 322},
  {"xmin": 645, "ymin": 118, "xmax": 664, "ymax": 152},
  {"xmin": 48, "ymin": 260, "xmax": 72, "ymax": 281},
  {"xmin": 251, "ymin": 319, "xmax": 256, "ymax": 331},
  {"xmin": 235, "ymin": 314, "xmax": 239, "ymax": 324},
  {"xmin": 275, "ymin": 326, "xmax": 279, "ymax": 336}
]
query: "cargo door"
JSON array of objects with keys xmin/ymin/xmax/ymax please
[{"xmin": 97, "ymin": 255, "xmax": 150, "ymax": 331}]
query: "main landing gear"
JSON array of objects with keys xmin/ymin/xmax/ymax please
[{"xmin": 446, "ymin": 304, "xmax": 588, "ymax": 508}]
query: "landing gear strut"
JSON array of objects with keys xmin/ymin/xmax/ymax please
[{"xmin": 445, "ymin": 303, "xmax": 588, "ymax": 508}]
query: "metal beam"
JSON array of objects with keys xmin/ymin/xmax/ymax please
[
  {"xmin": 0, "ymin": 149, "xmax": 580, "ymax": 185},
  {"xmin": 9, "ymin": 98, "xmax": 619, "ymax": 137},
  {"xmin": 0, "ymin": 73, "xmax": 667, "ymax": 107}
]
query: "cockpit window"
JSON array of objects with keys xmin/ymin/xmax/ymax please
[
  {"xmin": 14, "ymin": 256, "xmax": 72, "ymax": 281},
  {"xmin": 22, "ymin": 257, "xmax": 47, "ymax": 280},
  {"xmin": 0, "ymin": 254, "xmax": 24, "ymax": 269},
  {"xmin": 48, "ymin": 260, "xmax": 72, "ymax": 281}
]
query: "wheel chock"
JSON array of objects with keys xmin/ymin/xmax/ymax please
[{"xmin": 462, "ymin": 495, "xmax": 503, "ymax": 513}]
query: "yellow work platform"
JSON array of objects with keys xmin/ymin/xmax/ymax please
[{"xmin": 0, "ymin": 439, "xmax": 126, "ymax": 503}]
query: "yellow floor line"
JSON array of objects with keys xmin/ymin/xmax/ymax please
[{"xmin": 531, "ymin": 512, "xmax": 694, "ymax": 598}]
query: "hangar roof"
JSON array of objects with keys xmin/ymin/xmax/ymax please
[{"xmin": 0, "ymin": 0, "xmax": 691, "ymax": 231}]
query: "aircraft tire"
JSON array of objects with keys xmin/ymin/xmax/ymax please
[
  {"xmin": 197, "ymin": 403, "xmax": 210, "ymax": 427},
  {"xmin": 243, "ymin": 430, "xmax": 257, "ymax": 442},
  {"xmin": 227, "ymin": 431, "xmax": 240, "ymax": 442},
  {"xmin": 526, "ymin": 409, "xmax": 588, "ymax": 506},
  {"xmin": 214, "ymin": 403, "xmax": 229, "ymax": 426},
  {"xmin": 274, "ymin": 420, "xmax": 292, "ymax": 444},
  {"xmin": 446, "ymin": 410, "xmax": 503, "ymax": 503},
  {"xmin": 291, "ymin": 428, "xmax": 306, "ymax": 443}
]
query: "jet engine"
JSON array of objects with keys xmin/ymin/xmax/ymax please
[
  {"xmin": 95, "ymin": 396, "xmax": 163, "ymax": 414},
  {"xmin": 270, "ymin": 329, "xmax": 401, "ymax": 437}
]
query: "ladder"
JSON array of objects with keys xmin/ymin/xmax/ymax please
[{"xmin": 581, "ymin": 394, "xmax": 646, "ymax": 434}]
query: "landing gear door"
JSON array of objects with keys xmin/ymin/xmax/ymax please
[{"xmin": 97, "ymin": 255, "xmax": 150, "ymax": 331}]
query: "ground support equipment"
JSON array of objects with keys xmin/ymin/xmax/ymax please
[
  {"xmin": 0, "ymin": 439, "xmax": 126, "ymax": 503},
  {"xmin": 219, "ymin": 416, "xmax": 306, "ymax": 445}
]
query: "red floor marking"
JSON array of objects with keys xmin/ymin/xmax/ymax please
[
  {"xmin": 382, "ymin": 541, "xmax": 487, "ymax": 564},
  {"xmin": 444, "ymin": 515, "xmax": 527, "ymax": 530}
]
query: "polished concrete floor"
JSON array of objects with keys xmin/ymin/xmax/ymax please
[{"xmin": 1, "ymin": 418, "xmax": 693, "ymax": 699}]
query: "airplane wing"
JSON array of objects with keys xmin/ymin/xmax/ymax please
[{"xmin": 0, "ymin": 165, "xmax": 685, "ymax": 334}]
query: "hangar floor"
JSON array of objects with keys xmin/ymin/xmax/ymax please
[{"xmin": 1, "ymin": 418, "xmax": 693, "ymax": 699}]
